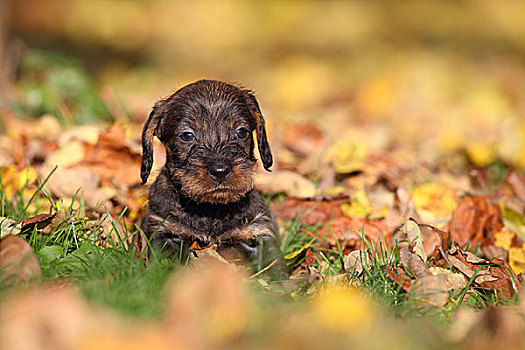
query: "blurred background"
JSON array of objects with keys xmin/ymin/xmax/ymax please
[
  {"xmin": 1, "ymin": 4, "xmax": 525, "ymax": 349},
  {"xmin": 2, "ymin": 0, "xmax": 525, "ymax": 170}
]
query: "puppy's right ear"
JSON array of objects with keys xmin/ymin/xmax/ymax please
[{"xmin": 141, "ymin": 102, "xmax": 164, "ymax": 184}]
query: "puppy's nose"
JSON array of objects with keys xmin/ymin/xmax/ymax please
[{"xmin": 207, "ymin": 162, "xmax": 232, "ymax": 183}]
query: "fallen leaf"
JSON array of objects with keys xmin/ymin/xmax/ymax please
[
  {"xmin": 82, "ymin": 124, "xmax": 142, "ymax": 187},
  {"xmin": 323, "ymin": 138, "xmax": 369, "ymax": 174},
  {"xmin": 273, "ymin": 197, "xmax": 388, "ymax": 246},
  {"xmin": 165, "ymin": 259, "xmax": 253, "ymax": 346},
  {"xmin": 389, "ymin": 219, "xmax": 438, "ymax": 260},
  {"xmin": 400, "ymin": 244, "xmax": 431, "ymax": 278},
  {"xmin": 19, "ymin": 213, "xmax": 56, "ymax": 234},
  {"xmin": 429, "ymin": 266, "xmax": 467, "ymax": 291},
  {"xmin": 481, "ymin": 245, "xmax": 508, "ymax": 261},
  {"xmin": 418, "ymin": 223, "xmax": 450, "ymax": 253},
  {"xmin": 40, "ymin": 165, "xmax": 111, "ymax": 209},
  {"xmin": 466, "ymin": 141, "xmax": 496, "ymax": 167},
  {"xmin": 504, "ymin": 171, "xmax": 525, "ymax": 203},
  {"xmin": 0, "ymin": 165, "xmax": 38, "ymax": 200},
  {"xmin": 408, "ymin": 275, "xmax": 449, "ymax": 310},
  {"xmin": 343, "ymin": 249, "xmax": 371, "ymax": 278},
  {"xmin": 411, "ymin": 182, "xmax": 457, "ymax": 221},
  {"xmin": 403, "ymin": 220, "xmax": 426, "ymax": 262},
  {"xmin": 306, "ymin": 264, "xmax": 325, "ymax": 295},
  {"xmin": 448, "ymin": 196, "xmax": 503, "ymax": 247},
  {"xmin": 44, "ymin": 140, "xmax": 85, "ymax": 168},
  {"xmin": 340, "ymin": 187, "xmax": 377, "ymax": 219},
  {"xmin": 305, "ymin": 248, "xmax": 315, "ymax": 266},
  {"xmin": 0, "ymin": 217, "xmax": 19, "ymax": 238},
  {"xmin": 509, "ymin": 244, "xmax": 525, "ymax": 275},
  {"xmin": 386, "ymin": 266, "xmax": 411, "ymax": 292},
  {"xmin": 312, "ymin": 285, "xmax": 375, "ymax": 333},
  {"xmin": 445, "ymin": 244, "xmax": 520, "ymax": 298},
  {"xmin": 494, "ymin": 230, "xmax": 517, "ymax": 251},
  {"xmin": 0, "ymin": 235, "xmax": 41, "ymax": 283},
  {"xmin": 41, "ymin": 212, "xmax": 70, "ymax": 235},
  {"xmin": 0, "ymin": 287, "xmax": 108, "ymax": 350},
  {"xmin": 256, "ymin": 170, "xmax": 316, "ymax": 198}
]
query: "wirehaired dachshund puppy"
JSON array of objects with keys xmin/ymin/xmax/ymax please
[{"xmin": 140, "ymin": 79, "xmax": 287, "ymax": 280}]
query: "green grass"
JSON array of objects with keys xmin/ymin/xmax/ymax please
[{"xmin": 0, "ymin": 166, "xmax": 518, "ymax": 323}]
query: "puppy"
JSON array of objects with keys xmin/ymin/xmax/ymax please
[{"xmin": 140, "ymin": 79, "xmax": 287, "ymax": 280}]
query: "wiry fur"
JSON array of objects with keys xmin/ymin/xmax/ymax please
[{"xmin": 141, "ymin": 80, "xmax": 286, "ymax": 279}]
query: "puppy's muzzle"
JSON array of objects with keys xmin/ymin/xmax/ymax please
[{"xmin": 207, "ymin": 160, "xmax": 232, "ymax": 183}]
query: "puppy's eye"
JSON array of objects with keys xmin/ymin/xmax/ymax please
[
  {"xmin": 180, "ymin": 131, "xmax": 195, "ymax": 142},
  {"xmin": 236, "ymin": 127, "xmax": 250, "ymax": 139}
]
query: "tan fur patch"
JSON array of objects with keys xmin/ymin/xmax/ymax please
[{"xmin": 173, "ymin": 161, "xmax": 256, "ymax": 204}]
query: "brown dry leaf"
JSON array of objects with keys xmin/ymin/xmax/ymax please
[
  {"xmin": 256, "ymin": 170, "xmax": 317, "ymax": 198},
  {"xmin": 281, "ymin": 122, "xmax": 325, "ymax": 157},
  {"xmin": 429, "ymin": 267, "xmax": 467, "ymax": 291},
  {"xmin": 386, "ymin": 266, "xmax": 411, "ymax": 292},
  {"xmin": 343, "ymin": 250, "xmax": 371, "ymax": 281},
  {"xmin": 446, "ymin": 244, "xmax": 520, "ymax": 299},
  {"xmin": 40, "ymin": 165, "xmax": 112, "ymax": 209},
  {"xmin": 402, "ymin": 220, "xmax": 426, "ymax": 261},
  {"xmin": 504, "ymin": 171, "xmax": 525, "ymax": 203},
  {"xmin": 306, "ymin": 264, "xmax": 325, "ymax": 295},
  {"xmin": 164, "ymin": 259, "xmax": 254, "ymax": 347},
  {"xmin": 0, "ymin": 235, "xmax": 41, "ymax": 283},
  {"xmin": 448, "ymin": 196, "xmax": 503, "ymax": 247},
  {"xmin": 19, "ymin": 213, "xmax": 56, "ymax": 233},
  {"xmin": 278, "ymin": 122, "xmax": 326, "ymax": 174},
  {"xmin": 481, "ymin": 244, "xmax": 508, "ymax": 261},
  {"xmin": 305, "ymin": 247, "xmax": 315, "ymax": 266},
  {"xmin": 450, "ymin": 307, "xmax": 525, "ymax": 349},
  {"xmin": 399, "ymin": 244, "xmax": 432, "ymax": 279},
  {"xmin": 389, "ymin": 220, "xmax": 446, "ymax": 259},
  {"xmin": 418, "ymin": 223, "xmax": 450, "ymax": 254},
  {"xmin": 408, "ymin": 275, "xmax": 449, "ymax": 310},
  {"xmin": 41, "ymin": 212, "xmax": 70, "ymax": 235},
  {"xmin": 0, "ymin": 217, "xmax": 19, "ymax": 238},
  {"xmin": 44, "ymin": 140, "xmax": 85, "ymax": 168},
  {"xmin": 0, "ymin": 287, "xmax": 107, "ymax": 350},
  {"xmin": 273, "ymin": 197, "xmax": 388, "ymax": 246},
  {"xmin": 83, "ymin": 124, "xmax": 142, "ymax": 188}
]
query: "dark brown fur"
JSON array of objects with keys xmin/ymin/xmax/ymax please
[{"xmin": 141, "ymin": 80, "xmax": 286, "ymax": 279}]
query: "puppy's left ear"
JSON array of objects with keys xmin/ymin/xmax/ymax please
[
  {"xmin": 141, "ymin": 101, "xmax": 165, "ymax": 184},
  {"xmin": 244, "ymin": 91, "xmax": 273, "ymax": 171}
]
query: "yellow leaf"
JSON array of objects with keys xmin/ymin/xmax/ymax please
[
  {"xmin": 312, "ymin": 285, "xmax": 375, "ymax": 333},
  {"xmin": 494, "ymin": 230, "xmax": 515, "ymax": 251},
  {"xmin": 466, "ymin": 142, "xmax": 496, "ymax": 167},
  {"xmin": 324, "ymin": 138, "xmax": 368, "ymax": 174},
  {"xmin": 412, "ymin": 183, "xmax": 457, "ymax": 219},
  {"xmin": 509, "ymin": 244, "xmax": 525, "ymax": 275},
  {"xmin": 0, "ymin": 165, "xmax": 38, "ymax": 199},
  {"xmin": 340, "ymin": 188, "xmax": 372, "ymax": 219},
  {"xmin": 356, "ymin": 75, "xmax": 398, "ymax": 120},
  {"xmin": 438, "ymin": 130, "xmax": 463, "ymax": 151}
]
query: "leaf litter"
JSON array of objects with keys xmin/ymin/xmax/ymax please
[{"xmin": 3, "ymin": 9, "xmax": 525, "ymax": 347}]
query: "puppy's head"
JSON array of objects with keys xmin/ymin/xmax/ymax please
[{"xmin": 141, "ymin": 80, "xmax": 272, "ymax": 204}]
